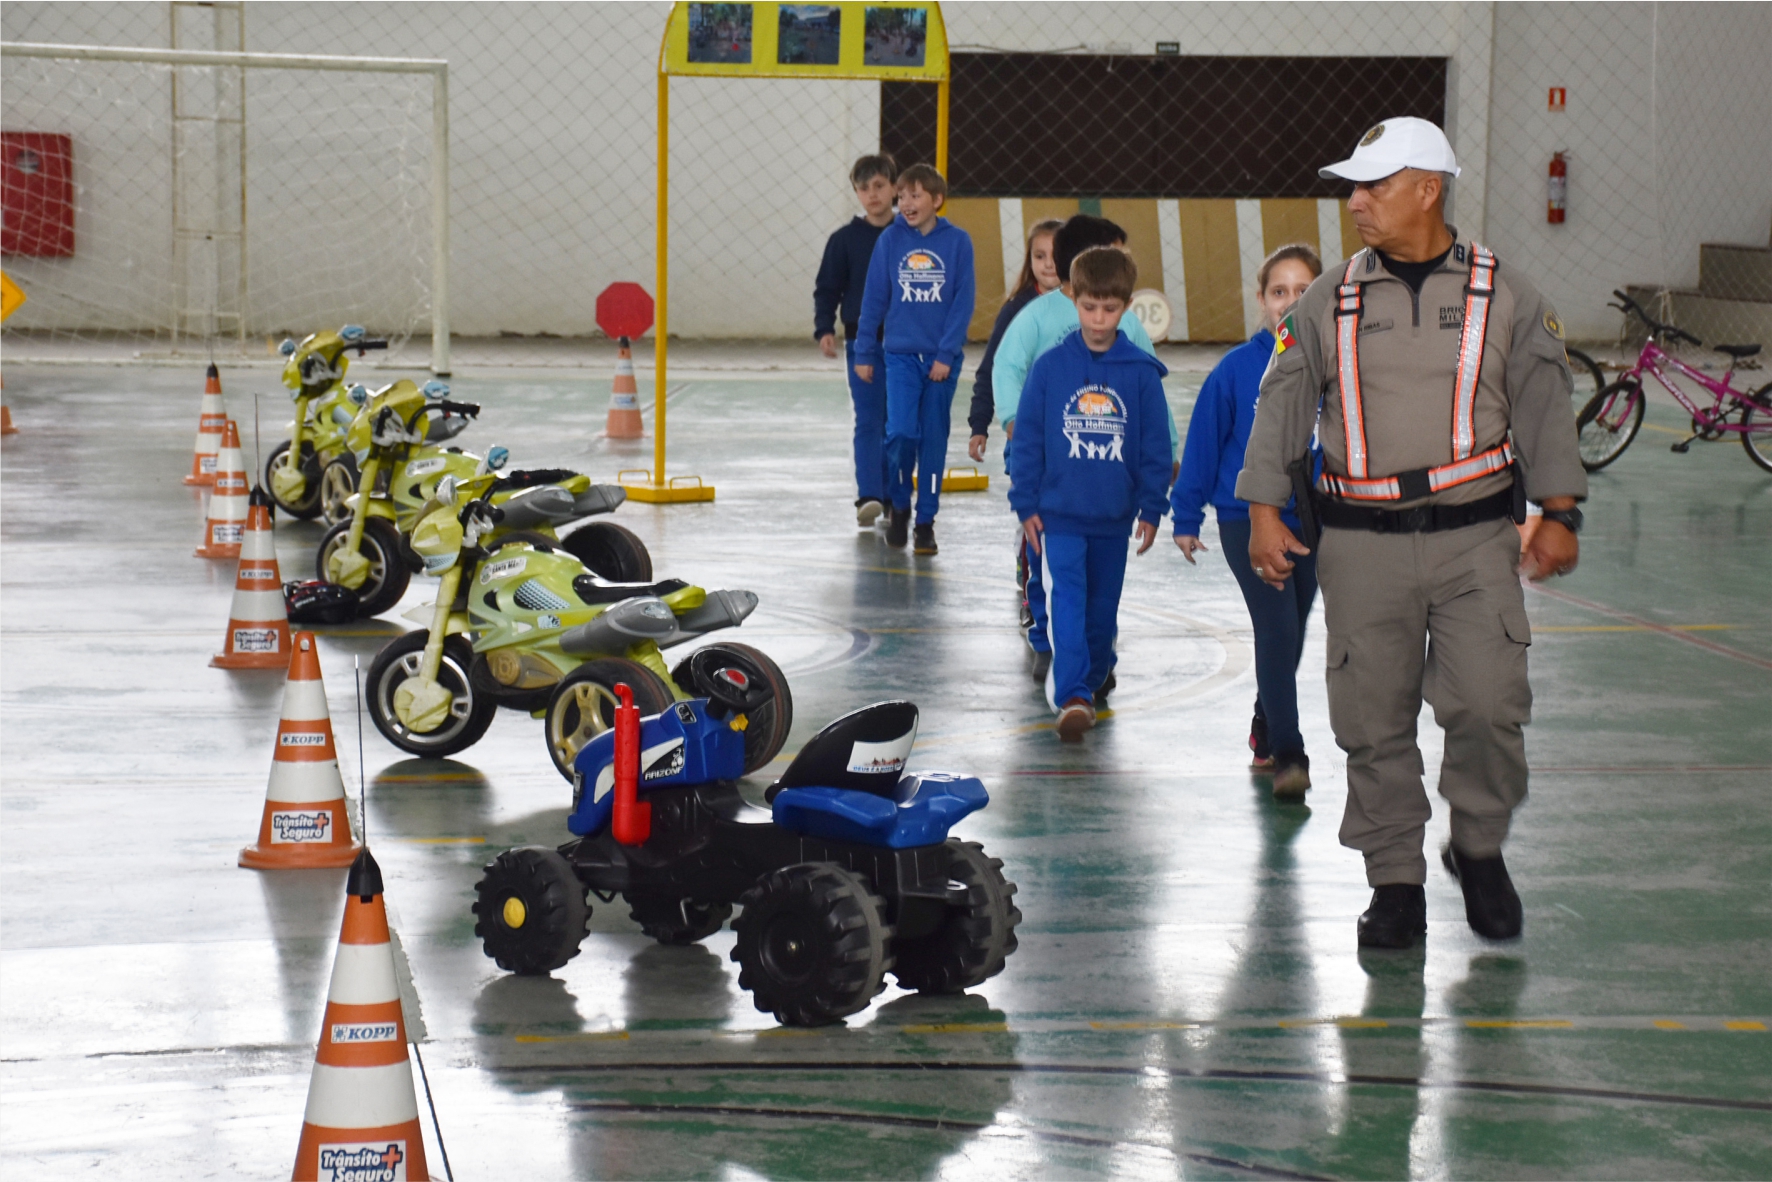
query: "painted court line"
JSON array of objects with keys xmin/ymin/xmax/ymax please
[{"xmin": 1526, "ymin": 582, "xmax": 1772, "ymax": 671}]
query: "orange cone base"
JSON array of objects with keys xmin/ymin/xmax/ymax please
[
  {"xmin": 183, "ymin": 469, "xmax": 216, "ymax": 487},
  {"xmin": 605, "ymin": 408, "xmax": 644, "ymax": 438},
  {"xmin": 239, "ymin": 837, "xmax": 362, "ymax": 870},
  {"xmin": 1, "ymin": 405, "xmax": 16, "ymax": 435},
  {"xmin": 294, "ymin": 1119, "xmax": 429, "ymax": 1181},
  {"xmin": 195, "ymin": 541, "xmax": 243, "ymax": 558},
  {"xmin": 213, "ymin": 621, "xmax": 293, "ymax": 668}
]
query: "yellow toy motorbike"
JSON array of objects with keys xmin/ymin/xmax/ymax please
[{"xmin": 266, "ymin": 325, "xmax": 386, "ymax": 518}]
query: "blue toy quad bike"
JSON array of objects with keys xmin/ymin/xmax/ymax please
[{"xmin": 472, "ymin": 651, "xmax": 1020, "ymax": 1026}]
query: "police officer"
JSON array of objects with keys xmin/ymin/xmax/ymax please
[{"xmin": 1238, "ymin": 117, "xmax": 1587, "ymax": 950}]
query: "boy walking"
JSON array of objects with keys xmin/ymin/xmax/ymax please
[
  {"xmin": 814, "ymin": 153, "xmax": 898, "ymax": 525},
  {"xmin": 1009, "ymin": 248, "xmax": 1173, "ymax": 741},
  {"xmin": 854, "ymin": 163, "xmax": 976, "ymax": 554}
]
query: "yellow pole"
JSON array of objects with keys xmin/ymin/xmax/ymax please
[
  {"xmin": 935, "ymin": 78, "xmax": 949, "ymax": 175},
  {"xmin": 654, "ymin": 68, "xmax": 669, "ymax": 487}
]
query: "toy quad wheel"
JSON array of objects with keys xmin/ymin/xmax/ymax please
[
  {"xmin": 561, "ymin": 521, "xmax": 653, "ymax": 582},
  {"xmin": 731, "ymin": 863, "xmax": 894, "ymax": 1026},
  {"xmin": 891, "ymin": 840, "xmax": 1022, "ymax": 994},
  {"xmin": 625, "ymin": 894, "xmax": 733, "ymax": 945},
  {"xmin": 368, "ymin": 630, "xmax": 499, "ymax": 756},
  {"xmin": 473, "ymin": 846, "xmax": 590, "ymax": 975},
  {"xmin": 316, "ymin": 517, "xmax": 411, "ymax": 617},
  {"xmin": 319, "ymin": 454, "xmax": 359, "ymax": 524},
  {"xmin": 265, "ymin": 440, "xmax": 324, "ymax": 519},
  {"xmin": 543, "ymin": 658, "xmax": 675, "ymax": 781},
  {"xmin": 672, "ymin": 641, "xmax": 794, "ymax": 775}
]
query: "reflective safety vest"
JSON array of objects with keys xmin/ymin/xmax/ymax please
[{"xmin": 1319, "ymin": 244, "xmax": 1514, "ymax": 502}]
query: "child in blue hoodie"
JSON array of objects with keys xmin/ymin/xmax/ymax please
[
  {"xmin": 1010, "ymin": 247, "xmax": 1173, "ymax": 741},
  {"xmin": 854, "ymin": 163, "xmax": 976, "ymax": 554},
  {"xmin": 1171, "ymin": 243, "xmax": 1322, "ymax": 795}
]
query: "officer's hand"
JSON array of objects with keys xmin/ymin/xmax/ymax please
[
  {"xmin": 1249, "ymin": 504, "xmax": 1309, "ymax": 590},
  {"xmin": 1174, "ymin": 534, "xmax": 1208, "ymax": 564},
  {"xmin": 1021, "ymin": 514, "xmax": 1043, "ymax": 556},
  {"xmin": 854, "ymin": 364, "xmax": 873, "ymax": 384},
  {"xmin": 1134, "ymin": 520, "xmax": 1157, "ymax": 555},
  {"xmin": 967, "ymin": 434, "xmax": 987, "ymax": 462},
  {"xmin": 1520, "ymin": 519, "xmax": 1579, "ymax": 582},
  {"xmin": 818, "ymin": 333, "xmax": 838, "ymax": 359},
  {"xmin": 928, "ymin": 360, "xmax": 952, "ymax": 382}
]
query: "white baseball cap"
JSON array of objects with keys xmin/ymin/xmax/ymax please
[{"xmin": 1319, "ymin": 116, "xmax": 1461, "ymax": 182}]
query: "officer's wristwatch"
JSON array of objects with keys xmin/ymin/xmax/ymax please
[{"xmin": 1539, "ymin": 507, "xmax": 1583, "ymax": 534}]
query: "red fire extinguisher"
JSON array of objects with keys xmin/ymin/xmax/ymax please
[{"xmin": 1548, "ymin": 151, "xmax": 1568, "ymax": 224}]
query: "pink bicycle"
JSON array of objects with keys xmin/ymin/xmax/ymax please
[{"xmin": 1575, "ymin": 290, "xmax": 1772, "ymax": 473}]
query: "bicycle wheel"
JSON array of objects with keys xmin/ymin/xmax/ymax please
[
  {"xmin": 1742, "ymin": 383, "xmax": 1772, "ymax": 474},
  {"xmin": 1575, "ymin": 380, "xmax": 1644, "ymax": 472},
  {"xmin": 1565, "ymin": 348, "xmax": 1605, "ymax": 418}
]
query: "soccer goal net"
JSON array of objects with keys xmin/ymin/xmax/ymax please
[{"xmin": 0, "ymin": 41, "xmax": 447, "ymax": 369}]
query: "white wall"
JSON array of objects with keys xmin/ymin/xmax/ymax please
[{"xmin": 4, "ymin": 1, "xmax": 1767, "ymax": 341}]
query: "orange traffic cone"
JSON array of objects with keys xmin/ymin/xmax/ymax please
[
  {"xmin": 292, "ymin": 849, "xmax": 430, "ymax": 1181},
  {"xmin": 240, "ymin": 632, "xmax": 363, "ymax": 870},
  {"xmin": 183, "ymin": 363, "xmax": 227, "ymax": 485},
  {"xmin": 196, "ymin": 419, "xmax": 249, "ymax": 558},
  {"xmin": 604, "ymin": 335, "xmax": 643, "ymax": 439},
  {"xmin": 0, "ymin": 404, "xmax": 15, "ymax": 436},
  {"xmin": 213, "ymin": 490, "xmax": 292, "ymax": 668}
]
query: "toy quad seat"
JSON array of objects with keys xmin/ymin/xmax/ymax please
[{"xmin": 471, "ymin": 664, "xmax": 1020, "ymax": 1027}]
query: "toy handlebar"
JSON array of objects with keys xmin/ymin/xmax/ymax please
[
  {"xmin": 354, "ymin": 339, "xmax": 390, "ymax": 355},
  {"xmin": 431, "ymin": 400, "xmax": 480, "ymax": 417}
]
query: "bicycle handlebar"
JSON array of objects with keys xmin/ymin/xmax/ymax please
[{"xmin": 1610, "ymin": 289, "xmax": 1703, "ymax": 348}]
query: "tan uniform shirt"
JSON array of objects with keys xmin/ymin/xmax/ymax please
[{"xmin": 1236, "ymin": 232, "xmax": 1589, "ymax": 510}]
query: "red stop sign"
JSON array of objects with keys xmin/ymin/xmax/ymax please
[{"xmin": 596, "ymin": 282, "xmax": 654, "ymax": 340}]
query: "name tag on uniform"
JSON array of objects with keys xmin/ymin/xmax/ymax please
[{"xmin": 1359, "ymin": 317, "xmax": 1394, "ymax": 335}]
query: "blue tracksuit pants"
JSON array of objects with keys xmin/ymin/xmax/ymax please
[
  {"xmin": 845, "ymin": 340, "xmax": 889, "ymax": 503},
  {"xmin": 1217, "ymin": 517, "xmax": 1319, "ymax": 755},
  {"xmin": 1007, "ymin": 441, "xmax": 1050, "ymax": 652},
  {"xmin": 883, "ymin": 351, "xmax": 957, "ymax": 523},
  {"xmin": 1039, "ymin": 530, "xmax": 1127, "ymax": 710}
]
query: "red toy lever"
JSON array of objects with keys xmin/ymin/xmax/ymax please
[{"xmin": 610, "ymin": 683, "xmax": 651, "ymax": 845}]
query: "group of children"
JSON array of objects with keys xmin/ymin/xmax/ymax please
[{"xmin": 815, "ymin": 154, "xmax": 1322, "ymax": 789}]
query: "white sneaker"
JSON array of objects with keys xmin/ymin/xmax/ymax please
[
  {"xmin": 856, "ymin": 499, "xmax": 884, "ymax": 526},
  {"xmin": 1055, "ymin": 698, "xmax": 1095, "ymax": 742}
]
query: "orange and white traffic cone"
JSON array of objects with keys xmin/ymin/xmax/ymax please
[
  {"xmin": 196, "ymin": 419, "xmax": 249, "ymax": 558},
  {"xmin": 183, "ymin": 363, "xmax": 227, "ymax": 485},
  {"xmin": 604, "ymin": 335, "xmax": 644, "ymax": 439},
  {"xmin": 0, "ymin": 404, "xmax": 15, "ymax": 436},
  {"xmin": 240, "ymin": 632, "xmax": 363, "ymax": 870},
  {"xmin": 292, "ymin": 849, "xmax": 430, "ymax": 1181},
  {"xmin": 213, "ymin": 490, "xmax": 292, "ymax": 668}
]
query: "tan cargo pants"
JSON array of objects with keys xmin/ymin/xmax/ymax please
[{"xmin": 1316, "ymin": 517, "xmax": 1532, "ymax": 886}]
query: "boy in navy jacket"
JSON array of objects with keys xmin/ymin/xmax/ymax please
[
  {"xmin": 1009, "ymin": 247, "xmax": 1173, "ymax": 741},
  {"xmin": 814, "ymin": 153, "xmax": 898, "ymax": 525},
  {"xmin": 854, "ymin": 164, "xmax": 976, "ymax": 554}
]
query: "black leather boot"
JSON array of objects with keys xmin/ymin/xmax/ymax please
[
  {"xmin": 1442, "ymin": 844, "xmax": 1523, "ymax": 940},
  {"xmin": 1357, "ymin": 884, "xmax": 1428, "ymax": 949}
]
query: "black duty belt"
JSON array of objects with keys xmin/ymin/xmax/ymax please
[{"xmin": 1316, "ymin": 487, "xmax": 1515, "ymax": 534}]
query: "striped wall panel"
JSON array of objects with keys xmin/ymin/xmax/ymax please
[{"xmin": 943, "ymin": 196, "xmax": 1362, "ymax": 343}]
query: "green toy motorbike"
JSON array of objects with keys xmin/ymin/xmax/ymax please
[
  {"xmin": 266, "ymin": 325, "xmax": 387, "ymax": 518},
  {"xmin": 314, "ymin": 379, "xmax": 648, "ymax": 618},
  {"xmin": 366, "ymin": 475, "xmax": 791, "ymax": 781}
]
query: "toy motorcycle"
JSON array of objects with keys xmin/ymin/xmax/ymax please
[
  {"xmin": 366, "ymin": 477, "xmax": 791, "ymax": 779},
  {"xmin": 472, "ymin": 682, "xmax": 1020, "ymax": 1027},
  {"xmin": 315, "ymin": 379, "xmax": 646, "ymax": 617},
  {"xmin": 265, "ymin": 325, "xmax": 387, "ymax": 518}
]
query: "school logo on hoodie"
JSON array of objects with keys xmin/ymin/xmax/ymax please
[
  {"xmin": 1062, "ymin": 385, "xmax": 1126, "ymax": 461},
  {"xmin": 896, "ymin": 249, "xmax": 946, "ymax": 303}
]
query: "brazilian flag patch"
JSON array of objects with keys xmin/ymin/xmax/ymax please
[{"xmin": 1275, "ymin": 314, "xmax": 1299, "ymax": 355}]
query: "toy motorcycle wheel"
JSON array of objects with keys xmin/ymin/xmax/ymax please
[
  {"xmin": 316, "ymin": 517, "xmax": 411, "ymax": 618},
  {"xmin": 560, "ymin": 521, "xmax": 653, "ymax": 582},
  {"xmin": 319, "ymin": 455, "xmax": 359, "ymax": 525},
  {"xmin": 625, "ymin": 894, "xmax": 733, "ymax": 945},
  {"xmin": 264, "ymin": 440, "xmax": 324, "ymax": 519},
  {"xmin": 891, "ymin": 840, "xmax": 1021, "ymax": 995},
  {"xmin": 367, "ymin": 630, "xmax": 498, "ymax": 756},
  {"xmin": 672, "ymin": 642, "xmax": 794, "ymax": 775},
  {"xmin": 731, "ymin": 863, "xmax": 893, "ymax": 1027},
  {"xmin": 543, "ymin": 658, "xmax": 675, "ymax": 781},
  {"xmin": 473, "ymin": 846, "xmax": 590, "ymax": 975}
]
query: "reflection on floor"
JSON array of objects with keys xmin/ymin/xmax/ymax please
[{"xmin": 1, "ymin": 365, "xmax": 1767, "ymax": 1179}]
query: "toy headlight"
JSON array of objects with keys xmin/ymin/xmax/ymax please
[
  {"xmin": 422, "ymin": 379, "xmax": 450, "ymax": 400},
  {"xmin": 278, "ymin": 338, "xmax": 297, "ymax": 357},
  {"xmin": 437, "ymin": 475, "xmax": 458, "ymax": 505},
  {"xmin": 348, "ymin": 384, "xmax": 370, "ymax": 406}
]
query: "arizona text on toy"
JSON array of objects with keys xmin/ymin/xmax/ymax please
[
  {"xmin": 240, "ymin": 633, "xmax": 362, "ymax": 869},
  {"xmin": 183, "ymin": 363, "xmax": 227, "ymax": 485},
  {"xmin": 196, "ymin": 419, "xmax": 250, "ymax": 558},
  {"xmin": 214, "ymin": 489, "xmax": 293, "ymax": 668},
  {"xmin": 293, "ymin": 849, "xmax": 430, "ymax": 1181},
  {"xmin": 605, "ymin": 335, "xmax": 644, "ymax": 439}
]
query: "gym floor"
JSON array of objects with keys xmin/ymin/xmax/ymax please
[{"xmin": 1, "ymin": 357, "xmax": 1767, "ymax": 1180}]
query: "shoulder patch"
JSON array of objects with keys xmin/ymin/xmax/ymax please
[
  {"xmin": 1542, "ymin": 308, "xmax": 1564, "ymax": 340},
  {"xmin": 1274, "ymin": 314, "xmax": 1298, "ymax": 355}
]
